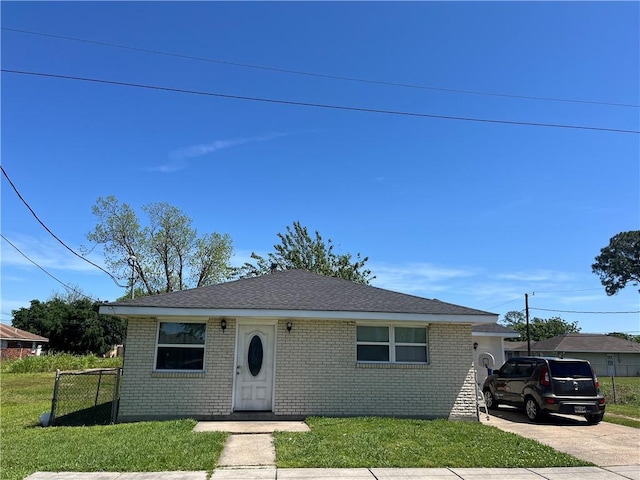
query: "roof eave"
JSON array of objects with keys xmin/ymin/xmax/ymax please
[
  {"xmin": 472, "ymin": 331, "xmax": 521, "ymax": 338},
  {"xmin": 0, "ymin": 337, "xmax": 49, "ymax": 342},
  {"xmin": 99, "ymin": 305, "xmax": 497, "ymax": 323}
]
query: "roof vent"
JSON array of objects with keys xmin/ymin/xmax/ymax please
[{"xmin": 270, "ymin": 263, "xmax": 278, "ymax": 274}]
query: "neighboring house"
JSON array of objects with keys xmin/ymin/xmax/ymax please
[
  {"xmin": 503, "ymin": 341, "xmax": 529, "ymax": 359},
  {"xmin": 0, "ymin": 324, "xmax": 49, "ymax": 360},
  {"xmin": 504, "ymin": 333, "xmax": 640, "ymax": 377},
  {"xmin": 472, "ymin": 323, "xmax": 519, "ymax": 386},
  {"xmin": 100, "ymin": 269, "xmax": 497, "ymax": 422}
]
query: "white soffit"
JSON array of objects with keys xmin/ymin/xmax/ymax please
[{"xmin": 99, "ymin": 305, "xmax": 497, "ymax": 324}]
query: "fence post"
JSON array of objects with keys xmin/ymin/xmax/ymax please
[
  {"xmin": 611, "ymin": 375, "xmax": 617, "ymax": 404},
  {"xmin": 94, "ymin": 370, "xmax": 104, "ymax": 409},
  {"xmin": 50, "ymin": 369, "xmax": 61, "ymax": 426},
  {"xmin": 110, "ymin": 367, "xmax": 122, "ymax": 424}
]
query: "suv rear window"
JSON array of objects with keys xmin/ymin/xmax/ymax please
[{"xmin": 548, "ymin": 361, "xmax": 592, "ymax": 378}]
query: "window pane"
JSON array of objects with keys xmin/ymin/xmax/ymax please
[
  {"xmin": 549, "ymin": 361, "xmax": 592, "ymax": 378},
  {"xmin": 395, "ymin": 327, "xmax": 426, "ymax": 344},
  {"xmin": 159, "ymin": 323, "xmax": 205, "ymax": 345},
  {"xmin": 156, "ymin": 347, "xmax": 204, "ymax": 370},
  {"xmin": 357, "ymin": 326, "xmax": 389, "ymax": 342},
  {"xmin": 396, "ymin": 345, "xmax": 427, "ymax": 363},
  {"xmin": 357, "ymin": 345, "xmax": 390, "ymax": 362},
  {"xmin": 248, "ymin": 335, "xmax": 264, "ymax": 377}
]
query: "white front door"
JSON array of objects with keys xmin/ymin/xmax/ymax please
[
  {"xmin": 606, "ymin": 354, "xmax": 615, "ymax": 376},
  {"xmin": 234, "ymin": 324, "xmax": 275, "ymax": 411}
]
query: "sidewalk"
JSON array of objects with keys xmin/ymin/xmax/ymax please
[{"xmin": 24, "ymin": 466, "xmax": 640, "ymax": 479}]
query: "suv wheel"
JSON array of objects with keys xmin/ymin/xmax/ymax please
[
  {"xmin": 585, "ymin": 413, "xmax": 604, "ymax": 425},
  {"xmin": 525, "ymin": 397, "xmax": 543, "ymax": 422},
  {"xmin": 484, "ymin": 390, "xmax": 499, "ymax": 410}
]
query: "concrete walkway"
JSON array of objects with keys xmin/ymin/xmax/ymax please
[
  {"xmin": 480, "ymin": 407, "xmax": 640, "ymax": 466},
  {"xmin": 25, "ymin": 465, "xmax": 640, "ymax": 479},
  {"xmin": 197, "ymin": 420, "xmax": 309, "ymax": 468}
]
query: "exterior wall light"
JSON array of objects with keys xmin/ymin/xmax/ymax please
[
  {"xmin": 473, "ymin": 342, "xmax": 478, "ymax": 350},
  {"xmin": 220, "ymin": 319, "xmax": 227, "ymax": 331},
  {"xmin": 286, "ymin": 322, "xmax": 293, "ymax": 332}
]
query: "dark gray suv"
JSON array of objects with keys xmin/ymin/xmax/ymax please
[{"xmin": 482, "ymin": 356, "xmax": 606, "ymax": 424}]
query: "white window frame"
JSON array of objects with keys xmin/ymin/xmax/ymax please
[
  {"xmin": 356, "ymin": 324, "xmax": 429, "ymax": 364},
  {"xmin": 154, "ymin": 320, "xmax": 207, "ymax": 372}
]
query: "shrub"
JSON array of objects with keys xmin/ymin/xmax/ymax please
[
  {"xmin": 599, "ymin": 377, "xmax": 640, "ymax": 406},
  {"xmin": 1, "ymin": 354, "xmax": 122, "ymax": 373}
]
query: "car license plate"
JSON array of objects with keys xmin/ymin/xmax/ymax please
[{"xmin": 574, "ymin": 406, "xmax": 587, "ymax": 413}]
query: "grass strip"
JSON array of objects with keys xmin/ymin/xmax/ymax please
[{"xmin": 274, "ymin": 416, "xmax": 591, "ymax": 468}]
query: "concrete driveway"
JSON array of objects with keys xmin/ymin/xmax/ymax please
[{"xmin": 480, "ymin": 406, "xmax": 640, "ymax": 467}]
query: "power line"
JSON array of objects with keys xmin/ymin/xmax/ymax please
[
  {"xmin": 1, "ymin": 233, "xmax": 99, "ymax": 302},
  {"xmin": 0, "ymin": 164, "xmax": 127, "ymax": 287},
  {"xmin": 3, "ymin": 69, "xmax": 639, "ymax": 135},
  {"xmin": 3, "ymin": 26, "xmax": 638, "ymax": 109},
  {"xmin": 531, "ymin": 307, "xmax": 640, "ymax": 314},
  {"xmin": 487, "ymin": 296, "xmax": 523, "ymax": 309}
]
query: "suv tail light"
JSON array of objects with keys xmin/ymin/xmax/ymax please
[
  {"xmin": 540, "ymin": 366, "xmax": 551, "ymax": 387},
  {"xmin": 591, "ymin": 366, "xmax": 600, "ymax": 388}
]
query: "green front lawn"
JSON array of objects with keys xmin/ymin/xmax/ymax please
[
  {"xmin": 274, "ymin": 416, "xmax": 590, "ymax": 468},
  {"xmin": 2, "ymin": 370, "xmax": 602, "ymax": 478},
  {"xmin": 1, "ymin": 373, "xmax": 226, "ymax": 480},
  {"xmin": 600, "ymin": 376, "xmax": 640, "ymax": 428}
]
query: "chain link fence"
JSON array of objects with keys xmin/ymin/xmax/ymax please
[{"xmin": 50, "ymin": 367, "xmax": 122, "ymax": 426}]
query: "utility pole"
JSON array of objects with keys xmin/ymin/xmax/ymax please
[
  {"xmin": 525, "ymin": 293, "xmax": 531, "ymax": 355},
  {"xmin": 128, "ymin": 255, "xmax": 137, "ymax": 299}
]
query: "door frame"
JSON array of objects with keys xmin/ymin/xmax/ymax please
[{"xmin": 231, "ymin": 318, "xmax": 278, "ymax": 412}]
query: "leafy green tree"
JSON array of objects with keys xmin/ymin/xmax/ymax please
[
  {"xmin": 11, "ymin": 297, "xmax": 126, "ymax": 356},
  {"xmin": 607, "ymin": 332, "xmax": 640, "ymax": 343},
  {"xmin": 87, "ymin": 196, "xmax": 234, "ymax": 296},
  {"xmin": 500, "ymin": 310, "xmax": 581, "ymax": 342},
  {"xmin": 240, "ymin": 221, "xmax": 374, "ymax": 284},
  {"xmin": 592, "ymin": 230, "xmax": 640, "ymax": 295}
]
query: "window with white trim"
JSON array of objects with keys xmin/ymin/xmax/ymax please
[
  {"xmin": 155, "ymin": 322, "xmax": 206, "ymax": 371},
  {"xmin": 356, "ymin": 325, "xmax": 428, "ymax": 363}
]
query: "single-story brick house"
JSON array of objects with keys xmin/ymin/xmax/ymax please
[
  {"xmin": 505, "ymin": 333, "xmax": 640, "ymax": 377},
  {"xmin": 0, "ymin": 324, "xmax": 49, "ymax": 360},
  {"xmin": 100, "ymin": 269, "xmax": 497, "ymax": 422}
]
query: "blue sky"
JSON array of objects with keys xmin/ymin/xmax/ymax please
[{"xmin": 2, "ymin": 2, "xmax": 638, "ymax": 334}]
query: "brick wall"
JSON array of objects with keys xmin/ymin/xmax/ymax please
[
  {"xmin": 118, "ymin": 317, "xmax": 478, "ymax": 422},
  {"xmin": 118, "ymin": 317, "xmax": 236, "ymax": 421},
  {"xmin": 275, "ymin": 320, "xmax": 477, "ymax": 420},
  {"xmin": 0, "ymin": 347, "xmax": 35, "ymax": 360}
]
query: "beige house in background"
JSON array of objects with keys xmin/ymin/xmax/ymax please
[
  {"xmin": 100, "ymin": 269, "xmax": 497, "ymax": 422},
  {"xmin": 472, "ymin": 323, "xmax": 519, "ymax": 387},
  {"xmin": 504, "ymin": 333, "xmax": 640, "ymax": 377}
]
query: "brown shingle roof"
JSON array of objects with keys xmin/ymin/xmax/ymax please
[
  {"xmin": 531, "ymin": 333, "xmax": 640, "ymax": 353},
  {"xmin": 107, "ymin": 269, "xmax": 494, "ymax": 316},
  {"xmin": 0, "ymin": 323, "xmax": 49, "ymax": 342},
  {"xmin": 472, "ymin": 323, "xmax": 519, "ymax": 335},
  {"xmin": 504, "ymin": 341, "xmax": 528, "ymax": 351}
]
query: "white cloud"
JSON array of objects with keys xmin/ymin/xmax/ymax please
[
  {"xmin": 1, "ymin": 233, "xmax": 104, "ymax": 273},
  {"xmin": 1, "ymin": 298, "xmax": 35, "ymax": 315},
  {"xmin": 371, "ymin": 262, "xmax": 476, "ymax": 295},
  {"xmin": 492, "ymin": 270, "xmax": 574, "ymax": 283},
  {"xmin": 149, "ymin": 133, "xmax": 288, "ymax": 173},
  {"xmin": 229, "ymin": 249, "xmax": 267, "ymax": 268}
]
